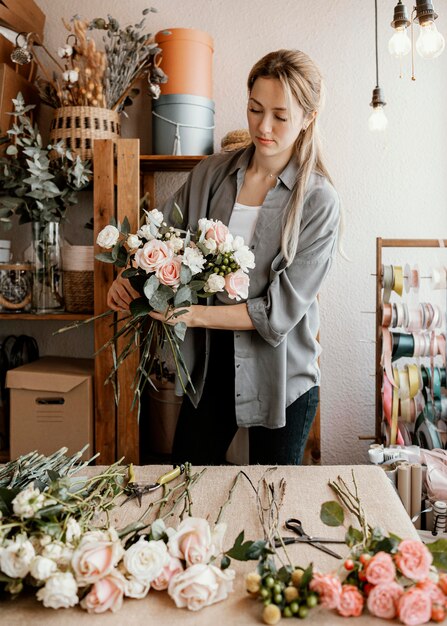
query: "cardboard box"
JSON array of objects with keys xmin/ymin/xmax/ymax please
[
  {"xmin": 0, "ymin": 0, "xmax": 45, "ymax": 41},
  {"xmin": 6, "ymin": 357, "xmax": 94, "ymax": 460},
  {"xmin": 0, "ymin": 62, "xmax": 38, "ymax": 145}
]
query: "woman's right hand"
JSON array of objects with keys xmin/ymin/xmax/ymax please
[{"xmin": 107, "ymin": 270, "xmax": 140, "ymax": 312}]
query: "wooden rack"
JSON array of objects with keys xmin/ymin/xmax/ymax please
[{"xmin": 375, "ymin": 237, "xmax": 447, "ymax": 442}]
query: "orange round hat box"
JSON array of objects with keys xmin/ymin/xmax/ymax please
[{"xmin": 155, "ymin": 28, "xmax": 213, "ymax": 98}]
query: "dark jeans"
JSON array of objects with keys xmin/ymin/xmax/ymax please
[{"xmin": 172, "ymin": 330, "xmax": 319, "ymax": 466}]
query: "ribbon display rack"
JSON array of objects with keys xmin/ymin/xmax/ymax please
[{"xmin": 375, "ymin": 238, "xmax": 447, "ymax": 448}]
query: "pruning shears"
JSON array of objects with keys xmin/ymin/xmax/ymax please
[{"xmin": 122, "ymin": 464, "xmax": 185, "ymax": 507}]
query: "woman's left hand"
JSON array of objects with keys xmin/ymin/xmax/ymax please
[{"xmin": 149, "ymin": 306, "xmax": 197, "ymax": 327}]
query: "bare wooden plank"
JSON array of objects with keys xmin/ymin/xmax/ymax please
[
  {"xmin": 375, "ymin": 237, "xmax": 383, "ymax": 443},
  {"xmin": 139, "ymin": 155, "xmax": 205, "ymax": 172},
  {"xmin": 0, "ymin": 0, "xmax": 45, "ymax": 40},
  {"xmin": 116, "ymin": 139, "xmax": 140, "ymax": 464},
  {"xmin": 381, "ymin": 239, "xmax": 447, "ymax": 248},
  {"xmin": 93, "ymin": 139, "xmax": 116, "ymax": 464}
]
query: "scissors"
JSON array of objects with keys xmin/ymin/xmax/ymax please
[
  {"xmin": 122, "ymin": 465, "xmax": 185, "ymax": 506},
  {"xmin": 275, "ymin": 518, "xmax": 344, "ymax": 559}
]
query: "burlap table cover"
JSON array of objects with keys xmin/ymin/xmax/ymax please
[{"xmin": 1, "ymin": 465, "xmax": 418, "ymax": 625}]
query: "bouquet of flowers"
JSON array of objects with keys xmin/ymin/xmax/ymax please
[
  {"xmin": 0, "ymin": 450, "xmax": 235, "ymax": 614},
  {"xmin": 228, "ymin": 472, "xmax": 447, "ymax": 626},
  {"xmin": 93, "ymin": 206, "xmax": 255, "ymax": 405}
]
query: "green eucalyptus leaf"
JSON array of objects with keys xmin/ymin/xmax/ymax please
[
  {"xmin": 129, "ymin": 297, "xmax": 151, "ymax": 318},
  {"xmin": 174, "ymin": 285, "xmax": 191, "ymax": 307},
  {"xmin": 173, "ymin": 321, "xmax": 187, "ymax": 341},
  {"xmin": 95, "ymin": 252, "xmax": 115, "ymax": 263},
  {"xmin": 320, "ymin": 501, "xmax": 345, "ymax": 527},
  {"xmin": 180, "ymin": 265, "xmax": 192, "ymax": 285},
  {"xmin": 345, "ymin": 526, "xmax": 364, "ymax": 547},
  {"xmin": 427, "ymin": 539, "xmax": 447, "ymax": 571},
  {"xmin": 121, "ymin": 216, "xmax": 130, "ymax": 235},
  {"xmin": 143, "ymin": 275, "xmax": 159, "ymax": 301}
]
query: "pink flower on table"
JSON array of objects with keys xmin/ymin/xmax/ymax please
[
  {"xmin": 151, "ymin": 556, "xmax": 184, "ymax": 591},
  {"xmin": 416, "ymin": 579, "xmax": 446, "ymax": 608},
  {"xmin": 134, "ymin": 239, "xmax": 173, "ymax": 273},
  {"xmin": 337, "ymin": 584, "xmax": 364, "ymax": 617},
  {"xmin": 394, "ymin": 540, "xmax": 433, "ymax": 581},
  {"xmin": 80, "ymin": 570, "xmax": 125, "ymax": 613},
  {"xmin": 397, "ymin": 587, "xmax": 432, "ymax": 626},
  {"xmin": 155, "ymin": 256, "xmax": 182, "ymax": 288},
  {"xmin": 167, "ymin": 563, "xmax": 235, "ymax": 611},
  {"xmin": 167, "ymin": 518, "xmax": 226, "ymax": 567},
  {"xmin": 367, "ymin": 582, "xmax": 404, "ymax": 619},
  {"xmin": 71, "ymin": 532, "xmax": 123, "ymax": 585},
  {"xmin": 205, "ymin": 221, "xmax": 229, "ymax": 245},
  {"xmin": 225, "ymin": 269, "xmax": 250, "ymax": 301},
  {"xmin": 365, "ymin": 551, "xmax": 396, "ymax": 585},
  {"xmin": 309, "ymin": 572, "xmax": 342, "ymax": 610}
]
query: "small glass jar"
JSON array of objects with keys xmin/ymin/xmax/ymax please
[{"xmin": 0, "ymin": 263, "xmax": 33, "ymax": 312}]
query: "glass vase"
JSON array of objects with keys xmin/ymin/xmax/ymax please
[{"xmin": 32, "ymin": 221, "xmax": 64, "ymax": 313}]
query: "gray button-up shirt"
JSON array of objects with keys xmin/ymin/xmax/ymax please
[{"xmin": 160, "ymin": 145, "xmax": 340, "ymax": 429}]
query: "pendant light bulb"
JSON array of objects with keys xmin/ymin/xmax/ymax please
[
  {"xmin": 369, "ymin": 105, "xmax": 388, "ymax": 132},
  {"xmin": 416, "ymin": 20, "xmax": 445, "ymax": 58},
  {"xmin": 388, "ymin": 27, "xmax": 412, "ymax": 57}
]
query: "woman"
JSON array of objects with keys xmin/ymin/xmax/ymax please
[{"xmin": 108, "ymin": 49, "xmax": 340, "ymax": 465}]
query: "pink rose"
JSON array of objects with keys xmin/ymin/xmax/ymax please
[
  {"xmin": 225, "ymin": 269, "xmax": 250, "ymax": 301},
  {"xmin": 416, "ymin": 580, "xmax": 446, "ymax": 607},
  {"xmin": 71, "ymin": 534, "xmax": 123, "ymax": 585},
  {"xmin": 134, "ymin": 239, "xmax": 173, "ymax": 273},
  {"xmin": 338, "ymin": 584, "xmax": 364, "ymax": 617},
  {"xmin": 205, "ymin": 221, "xmax": 229, "ymax": 245},
  {"xmin": 397, "ymin": 588, "xmax": 432, "ymax": 626},
  {"xmin": 309, "ymin": 573, "xmax": 342, "ymax": 610},
  {"xmin": 365, "ymin": 551, "xmax": 396, "ymax": 585},
  {"xmin": 80, "ymin": 571, "xmax": 125, "ymax": 613},
  {"xmin": 395, "ymin": 540, "xmax": 433, "ymax": 581},
  {"xmin": 367, "ymin": 582, "xmax": 404, "ymax": 619},
  {"xmin": 167, "ymin": 518, "xmax": 226, "ymax": 567},
  {"xmin": 151, "ymin": 557, "xmax": 184, "ymax": 591},
  {"xmin": 167, "ymin": 563, "xmax": 235, "ymax": 611},
  {"xmin": 155, "ymin": 256, "xmax": 182, "ymax": 288}
]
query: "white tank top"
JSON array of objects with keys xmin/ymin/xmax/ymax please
[{"xmin": 228, "ymin": 201, "xmax": 262, "ymax": 246}]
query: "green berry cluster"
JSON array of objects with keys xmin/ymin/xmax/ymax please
[{"xmin": 205, "ymin": 252, "xmax": 239, "ymax": 277}]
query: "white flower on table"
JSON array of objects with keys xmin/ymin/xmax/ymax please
[
  {"xmin": 62, "ymin": 69, "xmax": 79, "ymax": 84},
  {"xmin": 123, "ymin": 575, "xmax": 151, "ymax": 599},
  {"xmin": 204, "ymin": 273, "xmax": 226, "ymax": 293},
  {"xmin": 65, "ymin": 518, "xmax": 82, "ymax": 544},
  {"xmin": 182, "ymin": 246, "xmax": 205, "ymax": 275},
  {"xmin": 123, "ymin": 537, "xmax": 170, "ymax": 583},
  {"xmin": 168, "ymin": 563, "xmax": 235, "ymax": 611},
  {"xmin": 36, "ymin": 571, "xmax": 79, "ymax": 609},
  {"xmin": 12, "ymin": 485, "xmax": 46, "ymax": 519},
  {"xmin": 71, "ymin": 531, "xmax": 123, "ymax": 585},
  {"xmin": 0, "ymin": 534, "xmax": 35, "ymax": 578},
  {"xmin": 167, "ymin": 518, "xmax": 227, "ymax": 567},
  {"xmin": 81, "ymin": 570, "xmax": 125, "ymax": 613},
  {"xmin": 96, "ymin": 225, "xmax": 120, "ymax": 249},
  {"xmin": 30, "ymin": 555, "xmax": 58, "ymax": 582}
]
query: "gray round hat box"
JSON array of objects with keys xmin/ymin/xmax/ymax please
[{"xmin": 152, "ymin": 94, "xmax": 215, "ymax": 155}]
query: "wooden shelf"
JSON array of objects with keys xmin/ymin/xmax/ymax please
[
  {"xmin": 139, "ymin": 155, "xmax": 206, "ymax": 172},
  {"xmin": 0, "ymin": 313, "xmax": 92, "ymax": 321},
  {"xmin": 0, "ymin": 450, "xmax": 10, "ymax": 463}
]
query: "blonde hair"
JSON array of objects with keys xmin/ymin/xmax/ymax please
[{"xmin": 247, "ymin": 49, "xmax": 335, "ymax": 265}]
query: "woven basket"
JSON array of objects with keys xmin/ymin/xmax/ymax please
[
  {"xmin": 63, "ymin": 270, "xmax": 94, "ymax": 313},
  {"xmin": 49, "ymin": 106, "xmax": 121, "ymax": 161}
]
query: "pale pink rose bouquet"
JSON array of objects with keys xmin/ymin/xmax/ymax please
[{"xmin": 94, "ymin": 206, "xmax": 255, "ymax": 403}]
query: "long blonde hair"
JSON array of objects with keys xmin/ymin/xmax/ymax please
[{"xmin": 247, "ymin": 49, "xmax": 335, "ymax": 266}]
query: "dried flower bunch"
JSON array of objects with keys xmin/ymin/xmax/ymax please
[{"xmin": 18, "ymin": 8, "xmax": 167, "ymax": 112}]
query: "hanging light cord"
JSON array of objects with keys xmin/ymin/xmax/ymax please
[{"xmin": 374, "ymin": 0, "xmax": 379, "ymax": 88}]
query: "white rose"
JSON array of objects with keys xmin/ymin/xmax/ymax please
[
  {"xmin": 62, "ymin": 69, "xmax": 79, "ymax": 83},
  {"xmin": 137, "ymin": 223, "xmax": 157, "ymax": 241},
  {"xmin": 123, "ymin": 537, "xmax": 170, "ymax": 583},
  {"xmin": 127, "ymin": 234, "xmax": 142, "ymax": 250},
  {"xmin": 204, "ymin": 273, "xmax": 225, "ymax": 293},
  {"xmin": 145, "ymin": 209, "xmax": 164, "ymax": 226},
  {"xmin": 168, "ymin": 563, "xmax": 235, "ymax": 611},
  {"xmin": 36, "ymin": 572, "xmax": 79, "ymax": 609},
  {"xmin": 123, "ymin": 575, "xmax": 151, "ymax": 599},
  {"xmin": 182, "ymin": 246, "xmax": 205, "ymax": 275},
  {"xmin": 30, "ymin": 556, "xmax": 57, "ymax": 581},
  {"xmin": 12, "ymin": 485, "xmax": 45, "ymax": 519},
  {"xmin": 57, "ymin": 44, "xmax": 73, "ymax": 58},
  {"xmin": 218, "ymin": 234, "xmax": 234, "ymax": 254},
  {"xmin": 167, "ymin": 235, "xmax": 184, "ymax": 253},
  {"xmin": 65, "ymin": 518, "xmax": 82, "ymax": 544},
  {"xmin": 96, "ymin": 225, "xmax": 120, "ymax": 249},
  {"xmin": 202, "ymin": 238, "xmax": 217, "ymax": 253},
  {"xmin": 0, "ymin": 535, "xmax": 35, "ymax": 578},
  {"xmin": 71, "ymin": 534, "xmax": 123, "ymax": 585},
  {"xmin": 233, "ymin": 246, "xmax": 255, "ymax": 272},
  {"xmin": 232, "ymin": 235, "xmax": 245, "ymax": 251}
]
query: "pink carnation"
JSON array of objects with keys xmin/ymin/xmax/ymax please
[
  {"xmin": 365, "ymin": 551, "xmax": 396, "ymax": 585},
  {"xmin": 367, "ymin": 582, "xmax": 404, "ymax": 619},
  {"xmin": 397, "ymin": 587, "xmax": 432, "ymax": 626},
  {"xmin": 395, "ymin": 540, "xmax": 433, "ymax": 582},
  {"xmin": 337, "ymin": 584, "xmax": 364, "ymax": 617},
  {"xmin": 309, "ymin": 573, "xmax": 342, "ymax": 610}
]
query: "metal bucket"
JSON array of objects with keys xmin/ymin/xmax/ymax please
[{"xmin": 152, "ymin": 94, "xmax": 214, "ymax": 156}]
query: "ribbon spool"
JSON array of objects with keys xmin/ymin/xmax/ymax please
[
  {"xmin": 431, "ymin": 266, "xmax": 447, "ymax": 290},
  {"xmin": 404, "ymin": 263, "xmax": 420, "ymax": 293}
]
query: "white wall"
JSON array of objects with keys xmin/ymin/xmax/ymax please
[{"xmin": 27, "ymin": 0, "xmax": 447, "ymax": 463}]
